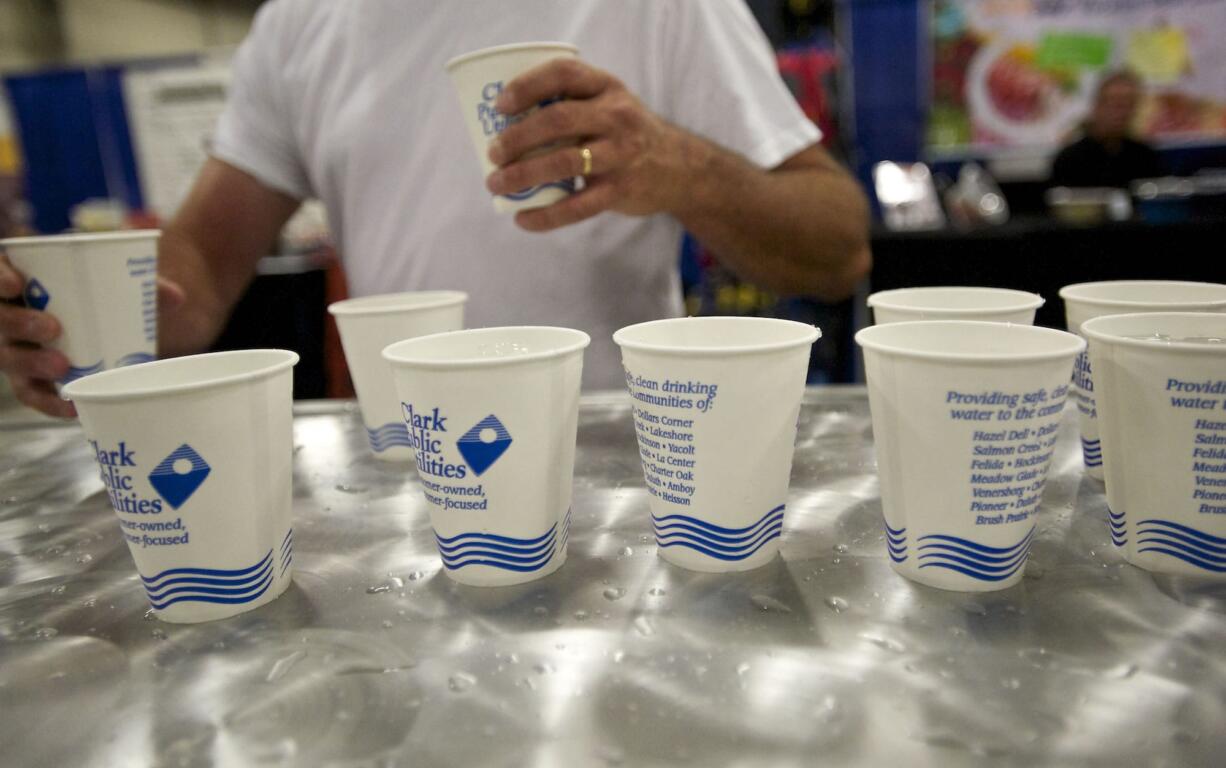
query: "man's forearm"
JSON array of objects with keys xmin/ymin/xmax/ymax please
[
  {"xmin": 155, "ymin": 158, "xmax": 301, "ymax": 359},
  {"xmin": 671, "ymin": 137, "xmax": 870, "ymax": 302},
  {"xmin": 157, "ymin": 225, "xmax": 246, "ymax": 358}
]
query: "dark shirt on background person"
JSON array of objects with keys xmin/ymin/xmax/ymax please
[
  {"xmin": 1049, "ymin": 69, "xmax": 1163, "ymax": 189},
  {"xmin": 1050, "ymin": 134, "xmax": 1163, "ymax": 189}
]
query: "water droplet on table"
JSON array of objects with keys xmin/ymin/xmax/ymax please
[
  {"xmin": 533, "ymin": 662, "xmax": 555, "ymax": 675},
  {"xmin": 448, "ymin": 672, "xmax": 476, "ymax": 693},
  {"xmin": 366, "ymin": 583, "xmax": 392, "ymax": 594},
  {"xmin": 50, "ymin": 584, "xmax": 66, "ymax": 595},
  {"xmin": 143, "ymin": 609, "xmax": 156, "ymax": 621},
  {"xmin": 750, "ymin": 594, "xmax": 792, "ymax": 613},
  {"xmin": 618, "ymin": 546, "xmax": 633, "ymax": 557},
  {"xmin": 34, "ymin": 627, "xmax": 58, "ymax": 640},
  {"xmin": 1107, "ymin": 663, "xmax": 1139, "ymax": 679},
  {"xmin": 573, "ymin": 609, "xmax": 589, "ymax": 621},
  {"xmin": 335, "ymin": 483, "xmax": 367, "ymax": 494},
  {"xmin": 603, "ymin": 587, "xmax": 626, "ymax": 601},
  {"xmin": 736, "ymin": 662, "xmax": 751, "ymax": 676},
  {"xmin": 860, "ymin": 634, "xmax": 906, "ymax": 653},
  {"xmin": 648, "ymin": 587, "xmax": 666, "ymax": 597},
  {"xmin": 825, "ymin": 596, "xmax": 849, "ymax": 614},
  {"xmin": 633, "ymin": 615, "xmax": 655, "ymax": 637},
  {"xmin": 833, "ymin": 543, "xmax": 849, "ymax": 554},
  {"xmin": 266, "ymin": 650, "xmax": 306, "ymax": 683},
  {"xmin": 75, "ymin": 553, "xmax": 93, "ymax": 564}
]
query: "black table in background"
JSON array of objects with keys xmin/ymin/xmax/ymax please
[
  {"xmin": 211, "ymin": 255, "xmax": 329, "ymax": 399},
  {"xmin": 870, "ymin": 215, "xmax": 1226, "ymax": 330}
]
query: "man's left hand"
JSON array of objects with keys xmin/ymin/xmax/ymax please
[{"xmin": 485, "ymin": 58, "xmax": 701, "ymax": 231}]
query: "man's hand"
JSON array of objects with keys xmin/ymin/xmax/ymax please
[
  {"xmin": 485, "ymin": 57, "xmax": 871, "ymax": 301},
  {"xmin": 486, "ymin": 58, "xmax": 697, "ymax": 231},
  {"xmin": 0, "ymin": 251, "xmax": 185, "ymax": 418}
]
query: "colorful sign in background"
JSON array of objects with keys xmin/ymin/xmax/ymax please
[{"xmin": 929, "ymin": 0, "xmax": 1226, "ymax": 153}]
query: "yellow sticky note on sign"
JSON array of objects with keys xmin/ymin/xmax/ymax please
[
  {"xmin": 0, "ymin": 135, "xmax": 21, "ymax": 175},
  {"xmin": 1127, "ymin": 27, "xmax": 1190, "ymax": 84}
]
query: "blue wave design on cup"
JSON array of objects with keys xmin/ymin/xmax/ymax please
[
  {"xmin": 116, "ymin": 352, "xmax": 156, "ymax": 368},
  {"xmin": 1108, "ymin": 507, "xmax": 1127, "ymax": 547},
  {"xmin": 1136, "ymin": 519, "xmax": 1226, "ymax": 573},
  {"xmin": 280, "ymin": 528, "xmax": 293, "ymax": 577},
  {"xmin": 884, "ymin": 521, "xmax": 908, "ymax": 563},
  {"xmin": 141, "ymin": 550, "xmax": 275, "ymax": 609},
  {"xmin": 652, "ymin": 505, "xmax": 785, "ymax": 562},
  {"xmin": 366, "ymin": 422, "xmax": 413, "ymax": 452},
  {"xmin": 433, "ymin": 509, "xmax": 570, "ymax": 573},
  {"xmin": 917, "ymin": 526, "xmax": 1035, "ymax": 582},
  {"xmin": 1081, "ymin": 438, "xmax": 1102, "ymax": 468},
  {"xmin": 61, "ymin": 360, "xmax": 104, "ymax": 384},
  {"xmin": 502, "ymin": 179, "xmax": 577, "ymax": 202}
]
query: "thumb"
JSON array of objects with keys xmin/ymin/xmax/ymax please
[{"xmin": 156, "ymin": 277, "xmax": 186, "ymax": 313}]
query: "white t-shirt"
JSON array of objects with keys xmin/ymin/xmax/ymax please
[{"xmin": 213, "ymin": 0, "xmax": 819, "ymax": 389}]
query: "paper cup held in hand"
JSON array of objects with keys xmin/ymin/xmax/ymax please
[
  {"xmin": 856, "ymin": 321, "xmax": 1084, "ymax": 592},
  {"xmin": 446, "ymin": 42, "xmax": 579, "ymax": 213},
  {"xmin": 383, "ymin": 326, "xmax": 589, "ymax": 587},
  {"xmin": 613, "ymin": 317, "xmax": 819, "ymax": 573},
  {"xmin": 1082, "ymin": 312, "xmax": 1226, "ymax": 578},
  {"xmin": 2, "ymin": 231, "xmax": 160, "ymax": 385},
  {"xmin": 867, "ymin": 286, "xmax": 1044, "ymax": 325},
  {"xmin": 1060, "ymin": 280, "xmax": 1226, "ymax": 480},
  {"xmin": 329, "ymin": 292, "xmax": 466, "ymax": 461},
  {"xmin": 62, "ymin": 350, "xmax": 299, "ymax": 623}
]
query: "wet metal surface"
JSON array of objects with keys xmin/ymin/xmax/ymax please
[{"xmin": 1, "ymin": 388, "xmax": 1223, "ymax": 767}]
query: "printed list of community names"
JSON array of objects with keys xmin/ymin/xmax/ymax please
[
  {"xmin": 623, "ymin": 371, "xmax": 719, "ymax": 507},
  {"xmin": 1170, "ymin": 376, "xmax": 1226, "ymax": 515},
  {"xmin": 948, "ymin": 384, "xmax": 1068, "ymax": 527}
]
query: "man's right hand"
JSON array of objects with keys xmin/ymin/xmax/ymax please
[
  {"xmin": 0, "ymin": 252, "xmax": 188, "ymax": 419},
  {"xmin": 0, "ymin": 251, "xmax": 74, "ymax": 417}
]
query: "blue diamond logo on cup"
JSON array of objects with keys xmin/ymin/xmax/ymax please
[
  {"xmin": 148, "ymin": 444, "xmax": 212, "ymax": 509},
  {"xmin": 24, "ymin": 279, "xmax": 50, "ymax": 311},
  {"xmin": 456, "ymin": 415, "xmax": 512, "ymax": 476}
]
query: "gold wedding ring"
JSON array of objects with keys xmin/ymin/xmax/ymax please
[{"xmin": 580, "ymin": 146, "xmax": 593, "ymax": 178}]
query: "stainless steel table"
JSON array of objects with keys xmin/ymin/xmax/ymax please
[{"xmin": 2, "ymin": 388, "xmax": 1223, "ymax": 767}]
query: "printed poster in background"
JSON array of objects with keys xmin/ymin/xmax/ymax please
[{"xmin": 929, "ymin": 0, "xmax": 1226, "ymax": 153}]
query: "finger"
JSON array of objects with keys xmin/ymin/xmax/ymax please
[
  {"xmin": 0, "ymin": 343, "xmax": 71, "ymax": 381},
  {"xmin": 0, "ymin": 252, "xmax": 23, "ymax": 299},
  {"xmin": 13, "ymin": 377, "xmax": 76, "ymax": 419},
  {"xmin": 489, "ymin": 99, "xmax": 610, "ymax": 166},
  {"xmin": 487, "ymin": 139, "xmax": 619, "ymax": 198},
  {"xmin": 0, "ymin": 304, "xmax": 62, "ymax": 344},
  {"xmin": 495, "ymin": 58, "xmax": 615, "ymax": 116},
  {"xmin": 157, "ymin": 277, "xmax": 186, "ymax": 313},
  {"xmin": 514, "ymin": 179, "xmax": 619, "ymax": 232}
]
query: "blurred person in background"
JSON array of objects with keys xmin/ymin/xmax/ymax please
[
  {"xmin": 0, "ymin": 0, "xmax": 870, "ymax": 417},
  {"xmin": 1050, "ymin": 69, "xmax": 1164, "ymax": 189}
]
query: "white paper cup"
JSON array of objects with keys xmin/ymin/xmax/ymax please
[
  {"xmin": 383, "ymin": 327, "xmax": 589, "ymax": 587},
  {"xmin": 867, "ymin": 287, "xmax": 1044, "ymax": 325},
  {"xmin": 328, "ymin": 292, "xmax": 466, "ymax": 461},
  {"xmin": 613, "ymin": 317, "xmax": 819, "ymax": 573},
  {"xmin": 445, "ymin": 42, "xmax": 579, "ymax": 213},
  {"xmin": 1082, "ymin": 313, "xmax": 1226, "ymax": 577},
  {"xmin": 2, "ymin": 231, "xmax": 160, "ymax": 384},
  {"xmin": 1060, "ymin": 281, "xmax": 1226, "ymax": 480},
  {"xmin": 62, "ymin": 350, "xmax": 298, "ymax": 622},
  {"xmin": 856, "ymin": 321, "xmax": 1084, "ymax": 592}
]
